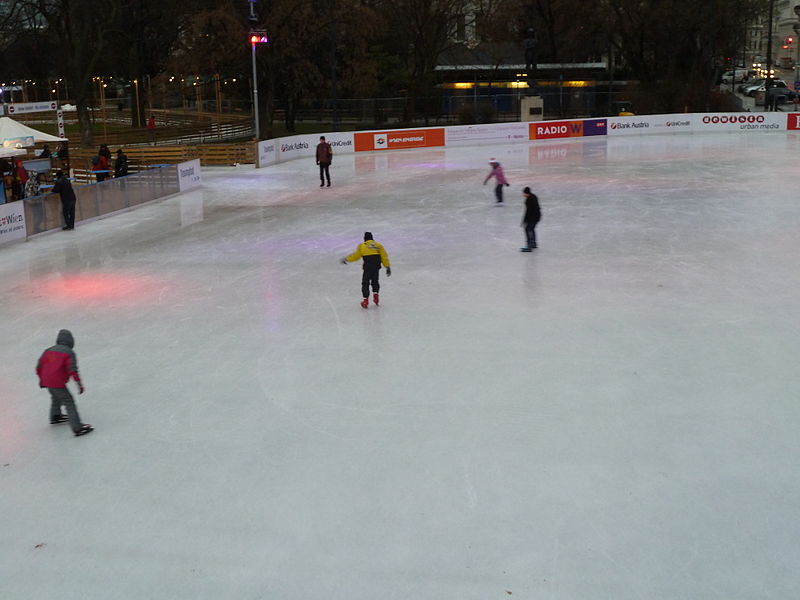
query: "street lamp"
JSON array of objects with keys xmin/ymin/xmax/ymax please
[
  {"xmin": 794, "ymin": 6, "xmax": 800, "ymax": 83},
  {"xmin": 247, "ymin": 0, "xmax": 268, "ymax": 141}
]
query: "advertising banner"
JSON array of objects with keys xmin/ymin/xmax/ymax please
[
  {"xmin": 786, "ymin": 113, "xmax": 800, "ymax": 130},
  {"xmin": 354, "ymin": 128, "xmax": 445, "ymax": 152},
  {"xmin": 529, "ymin": 120, "xmax": 587, "ymax": 140},
  {"xmin": 277, "ymin": 133, "xmax": 354, "ymax": 162},
  {"xmin": 694, "ymin": 113, "xmax": 784, "ymax": 132},
  {"xmin": 3, "ymin": 136, "xmax": 34, "ymax": 148},
  {"xmin": 0, "ymin": 201, "xmax": 27, "ymax": 245},
  {"xmin": 6, "ymin": 101, "xmax": 58, "ymax": 115},
  {"xmin": 607, "ymin": 115, "xmax": 692, "ymax": 135},
  {"xmin": 257, "ymin": 140, "xmax": 276, "ymax": 168},
  {"xmin": 177, "ymin": 159, "xmax": 202, "ymax": 192},
  {"xmin": 446, "ymin": 123, "xmax": 528, "ymax": 147}
]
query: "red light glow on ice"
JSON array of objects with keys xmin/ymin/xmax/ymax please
[{"xmin": 33, "ymin": 273, "xmax": 170, "ymax": 304}]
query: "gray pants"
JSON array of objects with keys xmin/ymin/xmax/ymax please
[{"xmin": 48, "ymin": 387, "xmax": 82, "ymax": 432}]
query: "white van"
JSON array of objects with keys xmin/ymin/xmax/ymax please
[{"xmin": 721, "ymin": 69, "xmax": 750, "ymax": 83}]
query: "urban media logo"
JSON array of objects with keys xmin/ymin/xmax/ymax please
[{"xmin": 702, "ymin": 115, "xmax": 764, "ymax": 124}]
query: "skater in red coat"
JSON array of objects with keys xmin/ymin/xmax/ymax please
[{"xmin": 36, "ymin": 329, "xmax": 93, "ymax": 436}]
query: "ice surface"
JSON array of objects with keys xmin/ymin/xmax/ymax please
[{"xmin": 2, "ymin": 132, "xmax": 800, "ymax": 599}]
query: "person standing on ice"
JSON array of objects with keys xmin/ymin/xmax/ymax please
[
  {"xmin": 520, "ymin": 186, "xmax": 541, "ymax": 252},
  {"xmin": 316, "ymin": 136, "xmax": 333, "ymax": 187},
  {"xmin": 36, "ymin": 329, "xmax": 93, "ymax": 437},
  {"xmin": 483, "ymin": 158, "xmax": 510, "ymax": 204},
  {"xmin": 341, "ymin": 232, "xmax": 391, "ymax": 308}
]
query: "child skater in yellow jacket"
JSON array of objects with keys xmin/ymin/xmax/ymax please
[{"xmin": 341, "ymin": 232, "xmax": 391, "ymax": 308}]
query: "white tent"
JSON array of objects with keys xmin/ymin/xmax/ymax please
[
  {"xmin": 0, "ymin": 147, "xmax": 26, "ymax": 158},
  {"xmin": 0, "ymin": 116, "xmax": 66, "ymax": 148}
]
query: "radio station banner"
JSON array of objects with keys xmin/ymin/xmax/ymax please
[
  {"xmin": 354, "ymin": 128, "xmax": 445, "ymax": 152},
  {"xmin": 0, "ymin": 201, "xmax": 27, "ymax": 245},
  {"xmin": 6, "ymin": 101, "xmax": 58, "ymax": 115},
  {"xmin": 177, "ymin": 159, "xmax": 202, "ymax": 192},
  {"xmin": 529, "ymin": 119, "xmax": 607, "ymax": 140}
]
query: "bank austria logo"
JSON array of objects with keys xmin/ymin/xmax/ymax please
[
  {"xmin": 373, "ymin": 133, "xmax": 387, "ymax": 149},
  {"xmin": 280, "ymin": 141, "xmax": 309, "ymax": 152},
  {"xmin": 611, "ymin": 121, "xmax": 649, "ymax": 129},
  {"xmin": 702, "ymin": 115, "xmax": 764, "ymax": 124}
]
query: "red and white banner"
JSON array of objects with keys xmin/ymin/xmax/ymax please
[{"xmin": 354, "ymin": 128, "xmax": 445, "ymax": 152}]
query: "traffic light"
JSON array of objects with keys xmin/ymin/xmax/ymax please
[{"xmin": 787, "ymin": 36, "xmax": 794, "ymax": 45}]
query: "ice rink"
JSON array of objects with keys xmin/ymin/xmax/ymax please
[{"xmin": 2, "ymin": 132, "xmax": 800, "ymax": 599}]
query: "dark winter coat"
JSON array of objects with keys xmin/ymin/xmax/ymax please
[
  {"xmin": 522, "ymin": 194, "xmax": 541, "ymax": 225},
  {"xmin": 37, "ymin": 330, "xmax": 82, "ymax": 389},
  {"xmin": 114, "ymin": 153, "xmax": 128, "ymax": 177},
  {"xmin": 52, "ymin": 175, "xmax": 76, "ymax": 204},
  {"xmin": 316, "ymin": 142, "xmax": 332, "ymax": 165}
]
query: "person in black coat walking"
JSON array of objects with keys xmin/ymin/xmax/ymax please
[
  {"xmin": 114, "ymin": 148, "xmax": 128, "ymax": 178},
  {"xmin": 520, "ymin": 187, "xmax": 541, "ymax": 252},
  {"xmin": 52, "ymin": 170, "xmax": 77, "ymax": 230}
]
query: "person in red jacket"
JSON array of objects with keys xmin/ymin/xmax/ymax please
[{"xmin": 36, "ymin": 329, "xmax": 93, "ymax": 436}]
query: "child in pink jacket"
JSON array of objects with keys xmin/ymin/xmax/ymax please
[{"xmin": 483, "ymin": 158, "xmax": 509, "ymax": 204}]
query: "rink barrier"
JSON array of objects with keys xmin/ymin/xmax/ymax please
[
  {"xmin": 255, "ymin": 112, "xmax": 799, "ymax": 168},
  {"xmin": 7, "ymin": 159, "xmax": 203, "ymax": 243}
]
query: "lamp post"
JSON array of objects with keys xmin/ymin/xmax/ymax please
[
  {"xmin": 765, "ymin": 0, "xmax": 775, "ymax": 110},
  {"xmin": 794, "ymin": 6, "xmax": 800, "ymax": 84},
  {"xmin": 247, "ymin": 0, "xmax": 268, "ymax": 141}
]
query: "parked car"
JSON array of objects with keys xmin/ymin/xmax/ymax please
[
  {"xmin": 739, "ymin": 78, "xmax": 768, "ymax": 94},
  {"xmin": 721, "ymin": 69, "xmax": 750, "ymax": 83},
  {"xmin": 748, "ymin": 79, "xmax": 791, "ymax": 97}
]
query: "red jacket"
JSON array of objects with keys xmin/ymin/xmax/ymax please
[{"xmin": 37, "ymin": 330, "xmax": 82, "ymax": 389}]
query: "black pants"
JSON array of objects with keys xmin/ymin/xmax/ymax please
[
  {"xmin": 48, "ymin": 387, "xmax": 82, "ymax": 432},
  {"xmin": 362, "ymin": 266, "xmax": 380, "ymax": 298},
  {"xmin": 494, "ymin": 184, "xmax": 504, "ymax": 203},
  {"xmin": 62, "ymin": 200, "xmax": 75, "ymax": 229},
  {"xmin": 319, "ymin": 163, "xmax": 331, "ymax": 184},
  {"xmin": 524, "ymin": 221, "xmax": 539, "ymax": 248}
]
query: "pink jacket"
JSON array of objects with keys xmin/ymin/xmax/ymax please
[{"xmin": 484, "ymin": 165, "xmax": 508, "ymax": 185}]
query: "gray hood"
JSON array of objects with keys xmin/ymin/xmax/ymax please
[{"xmin": 56, "ymin": 329, "xmax": 74, "ymax": 348}]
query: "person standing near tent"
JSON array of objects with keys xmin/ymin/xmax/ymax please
[
  {"xmin": 14, "ymin": 159, "xmax": 28, "ymax": 200},
  {"xmin": 52, "ymin": 170, "xmax": 77, "ymax": 230},
  {"xmin": 114, "ymin": 148, "xmax": 128, "ymax": 178},
  {"xmin": 91, "ymin": 153, "xmax": 109, "ymax": 182}
]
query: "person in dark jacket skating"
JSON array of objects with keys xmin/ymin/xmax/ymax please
[
  {"xmin": 52, "ymin": 170, "xmax": 77, "ymax": 230},
  {"xmin": 341, "ymin": 232, "xmax": 391, "ymax": 308},
  {"xmin": 36, "ymin": 329, "xmax": 93, "ymax": 436},
  {"xmin": 520, "ymin": 186, "xmax": 541, "ymax": 252}
]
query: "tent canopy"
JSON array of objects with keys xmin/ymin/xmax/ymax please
[
  {"xmin": 0, "ymin": 147, "xmax": 26, "ymax": 159},
  {"xmin": 0, "ymin": 116, "xmax": 67, "ymax": 147}
]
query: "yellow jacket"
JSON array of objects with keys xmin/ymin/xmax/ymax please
[{"xmin": 346, "ymin": 240, "xmax": 390, "ymax": 268}]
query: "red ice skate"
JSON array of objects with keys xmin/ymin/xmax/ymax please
[
  {"xmin": 373, "ymin": 293, "xmax": 379, "ymax": 306},
  {"xmin": 360, "ymin": 298, "xmax": 369, "ymax": 309}
]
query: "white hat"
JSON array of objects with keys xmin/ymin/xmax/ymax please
[{"xmin": 489, "ymin": 158, "xmax": 499, "ymax": 164}]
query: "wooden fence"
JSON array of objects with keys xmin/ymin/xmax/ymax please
[{"xmin": 70, "ymin": 143, "xmax": 256, "ymax": 182}]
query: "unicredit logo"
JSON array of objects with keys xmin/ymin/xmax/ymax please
[
  {"xmin": 665, "ymin": 120, "xmax": 690, "ymax": 127},
  {"xmin": 702, "ymin": 115, "xmax": 764, "ymax": 124}
]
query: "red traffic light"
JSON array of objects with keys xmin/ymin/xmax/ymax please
[
  {"xmin": 787, "ymin": 36, "xmax": 794, "ymax": 45},
  {"xmin": 249, "ymin": 31, "xmax": 268, "ymax": 44}
]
